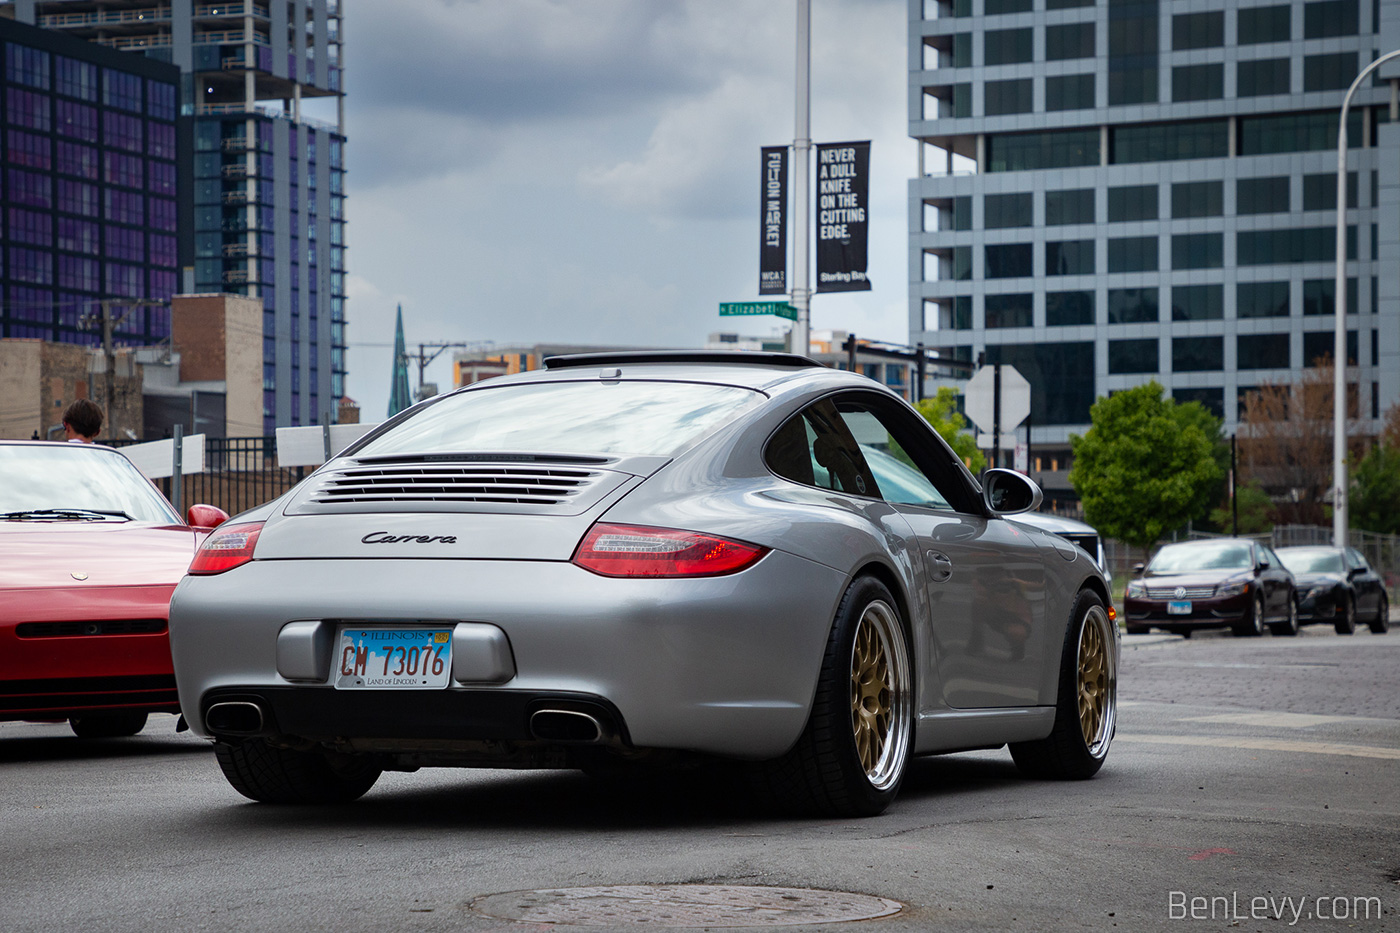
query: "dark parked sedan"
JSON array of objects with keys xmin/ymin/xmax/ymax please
[
  {"xmin": 1124, "ymin": 538, "xmax": 1297, "ymax": 637},
  {"xmin": 1275, "ymin": 546, "xmax": 1389, "ymax": 635}
]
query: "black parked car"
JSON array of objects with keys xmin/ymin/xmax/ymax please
[
  {"xmin": 1124, "ymin": 538, "xmax": 1297, "ymax": 638},
  {"xmin": 1275, "ymin": 546, "xmax": 1389, "ymax": 635}
]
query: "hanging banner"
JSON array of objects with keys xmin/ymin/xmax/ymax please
[
  {"xmin": 815, "ymin": 140, "xmax": 871, "ymax": 293},
  {"xmin": 758, "ymin": 146, "xmax": 788, "ymax": 295}
]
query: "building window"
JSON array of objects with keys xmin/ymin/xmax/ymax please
[
  {"xmin": 1238, "ymin": 333, "xmax": 1290, "ymax": 369},
  {"xmin": 1112, "ymin": 121, "xmax": 1229, "ymax": 164},
  {"xmin": 10, "ymin": 247, "xmax": 53, "ymax": 285},
  {"xmin": 102, "ymin": 69, "xmax": 142, "ymax": 113},
  {"xmin": 1109, "ymin": 338, "xmax": 1158, "ymax": 374},
  {"xmin": 1108, "ymin": 1, "xmax": 1159, "ymax": 105},
  {"xmin": 1173, "ymin": 336, "xmax": 1224, "ymax": 373},
  {"xmin": 1172, "ymin": 181, "xmax": 1223, "ymax": 219},
  {"xmin": 1239, "ymin": 4, "xmax": 1291, "ymax": 43},
  {"xmin": 1303, "ymin": 0, "xmax": 1358, "ymax": 38},
  {"xmin": 985, "ymin": 78, "xmax": 1033, "ymax": 115},
  {"xmin": 952, "ymin": 246, "xmax": 972, "ymax": 280},
  {"xmin": 57, "ymin": 217, "xmax": 98, "ymax": 253},
  {"xmin": 1047, "ymin": 0, "xmax": 1094, "ymax": 8},
  {"xmin": 1046, "ymin": 239, "xmax": 1094, "ymax": 275},
  {"xmin": 985, "ymin": 0, "xmax": 1032, "ymax": 13},
  {"xmin": 1108, "ymin": 185, "xmax": 1158, "ymax": 222},
  {"xmin": 55, "ymin": 100, "xmax": 97, "ymax": 143},
  {"xmin": 7, "ymin": 167, "xmax": 51, "ymax": 208},
  {"xmin": 1304, "ymin": 53, "xmax": 1358, "ymax": 92},
  {"xmin": 6, "ymin": 128, "xmax": 50, "ymax": 170},
  {"xmin": 1236, "ymin": 176, "xmax": 1289, "ymax": 214},
  {"xmin": 985, "ymin": 28, "xmax": 1033, "ymax": 65},
  {"xmin": 1045, "ymin": 189, "xmax": 1094, "ymax": 226},
  {"xmin": 1046, "ymin": 22, "xmax": 1095, "ymax": 60},
  {"xmin": 1045, "ymin": 74, "xmax": 1095, "ymax": 111},
  {"xmin": 1173, "ymin": 11, "xmax": 1224, "ymax": 49},
  {"xmin": 1173, "ymin": 388, "xmax": 1225, "ymax": 418},
  {"xmin": 984, "ymin": 192, "xmax": 1033, "ymax": 228},
  {"xmin": 1172, "ymin": 64, "xmax": 1223, "ymax": 102},
  {"xmin": 7, "ymin": 207, "xmax": 51, "ymax": 247},
  {"xmin": 102, "ymin": 111, "xmax": 143, "ymax": 153},
  {"xmin": 57, "ymin": 179, "xmax": 97, "ymax": 216},
  {"xmin": 1172, "ymin": 233, "xmax": 1224, "ymax": 270},
  {"xmin": 1302, "ymin": 172, "xmax": 1356, "ymax": 211},
  {"xmin": 1239, "ymin": 110, "xmax": 1361, "ymax": 155},
  {"xmin": 985, "ymin": 243, "xmax": 1033, "ymax": 278},
  {"xmin": 1238, "ymin": 226, "xmax": 1348, "ymax": 265},
  {"xmin": 986, "ymin": 293, "xmax": 1033, "ymax": 328},
  {"xmin": 1108, "ymin": 287, "xmax": 1159, "ymax": 324},
  {"xmin": 146, "ymin": 80, "xmax": 176, "ymax": 121},
  {"xmin": 102, "ymin": 151, "xmax": 143, "ymax": 188},
  {"xmin": 57, "ymin": 254, "xmax": 99, "ymax": 292},
  {"xmin": 1237, "ymin": 59, "xmax": 1290, "ymax": 97},
  {"xmin": 986, "ymin": 129, "xmax": 1099, "ymax": 171},
  {"xmin": 1107, "ymin": 237, "xmax": 1158, "ymax": 273},
  {"xmin": 5, "ymin": 42, "xmax": 50, "ymax": 89},
  {"xmin": 1172, "ymin": 284, "xmax": 1224, "ymax": 321},
  {"xmin": 1302, "ymin": 278, "xmax": 1358, "ymax": 316},
  {"xmin": 7, "ymin": 87, "xmax": 51, "ymax": 132},
  {"xmin": 1237, "ymin": 281, "xmax": 1290, "ymax": 318},
  {"xmin": 1302, "ymin": 330, "xmax": 1357, "ymax": 366},
  {"xmin": 1046, "ymin": 290, "xmax": 1094, "ymax": 326}
]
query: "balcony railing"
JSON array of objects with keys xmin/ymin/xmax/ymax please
[
  {"xmin": 222, "ymin": 269, "xmax": 249, "ymax": 284},
  {"xmin": 221, "ymin": 164, "xmax": 249, "ymax": 179},
  {"xmin": 194, "ymin": 3, "xmax": 270, "ymax": 19},
  {"xmin": 40, "ymin": 7, "xmax": 171, "ymax": 27},
  {"xmin": 193, "ymin": 28, "xmax": 270, "ymax": 46},
  {"xmin": 94, "ymin": 34, "xmax": 173, "ymax": 50},
  {"xmin": 221, "ymin": 137, "xmax": 250, "ymax": 151}
]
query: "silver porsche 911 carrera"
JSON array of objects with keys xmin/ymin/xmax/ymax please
[{"xmin": 170, "ymin": 351, "xmax": 1117, "ymax": 816}]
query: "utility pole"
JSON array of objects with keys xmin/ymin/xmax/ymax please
[
  {"xmin": 401, "ymin": 341, "xmax": 484, "ymax": 399},
  {"xmin": 790, "ymin": 0, "xmax": 811, "ymax": 357},
  {"xmin": 92, "ymin": 298, "xmax": 168, "ymax": 440}
]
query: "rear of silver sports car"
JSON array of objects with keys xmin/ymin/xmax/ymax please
[{"xmin": 168, "ymin": 369, "xmax": 852, "ymax": 788}]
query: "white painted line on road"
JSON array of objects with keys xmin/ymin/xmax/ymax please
[
  {"xmin": 1117, "ymin": 734, "xmax": 1400, "ymax": 760},
  {"xmin": 1178, "ymin": 712, "xmax": 1353, "ymax": 728}
]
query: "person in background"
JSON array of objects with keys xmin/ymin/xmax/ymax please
[{"xmin": 62, "ymin": 399, "xmax": 104, "ymax": 443}]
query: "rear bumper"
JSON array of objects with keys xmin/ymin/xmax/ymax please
[{"xmin": 170, "ymin": 553, "xmax": 848, "ymax": 760}]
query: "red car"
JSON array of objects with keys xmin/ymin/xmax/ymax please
[{"xmin": 0, "ymin": 441, "xmax": 227, "ymax": 737}]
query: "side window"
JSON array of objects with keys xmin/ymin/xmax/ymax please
[
  {"xmin": 833, "ymin": 394, "xmax": 981, "ymax": 514},
  {"xmin": 1345, "ymin": 549, "xmax": 1365, "ymax": 570},
  {"xmin": 1257, "ymin": 547, "xmax": 1271, "ymax": 568},
  {"xmin": 765, "ymin": 398, "xmax": 879, "ymax": 498}
]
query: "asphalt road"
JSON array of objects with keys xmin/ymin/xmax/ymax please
[{"xmin": 3, "ymin": 625, "xmax": 1397, "ymax": 933}]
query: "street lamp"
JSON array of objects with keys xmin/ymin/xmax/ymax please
[{"xmin": 1332, "ymin": 49, "xmax": 1400, "ymax": 547}]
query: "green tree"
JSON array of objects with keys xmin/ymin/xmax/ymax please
[
  {"xmin": 913, "ymin": 387, "xmax": 986, "ymax": 473},
  {"xmin": 1209, "ymin": 480, "xmax": 1274, "ymax": 535},
  {"xmin": 1351, "ymin": 442, "xmax": 1400, "ymax": 535},
  {"xmin": 1069, "ymin": 382, "xmax": 1224, "ymax": 552}
]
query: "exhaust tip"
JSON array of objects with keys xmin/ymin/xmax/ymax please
[
  {"xmin": 205, "ymin": 701, "xmax": 265, "ymax": 735},
  {"xmin": 530, "ymin": 709, "xmax": 604, "ymax": 743}
]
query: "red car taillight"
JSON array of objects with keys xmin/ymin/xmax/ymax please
[
  {"xmin": 571, "ymin": 523, "xmax": 768, "ymax": 578},
  {"xmin": 188, "ymin": 521, "xmax": 264, "ymax": 575}
]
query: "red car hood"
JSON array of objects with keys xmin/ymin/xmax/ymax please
[{"xmin": 0, "ymin": 522, "xmax": 202, "ymax": 589}]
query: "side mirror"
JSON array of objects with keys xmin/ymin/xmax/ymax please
[
  {"xmin": 187, "ymin": 503, "xmax": 230, "ymax": 529},
  {"xmin": 982, "ymin": 468, "xmax": 1042, "ymax": 516},
  {"xmin": 1133, "ymin": 562, "xmax": 1146, "ymax": 575}
]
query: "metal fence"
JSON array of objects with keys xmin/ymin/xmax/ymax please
[{"xmin": 119, "ymin": 435, "xmax": 306, "ymax": 518}]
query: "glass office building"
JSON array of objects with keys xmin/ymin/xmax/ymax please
[
  {"xmin": 910, "ymin": 0, "xmax": 1400, "ymax": 495},
  {"xmin": 1, "ymin": 16, "xmax": 180, "ymax": 349},
  {"xmin": 8, "ymin": 0, "xmax": 348, "ymax": 432}
]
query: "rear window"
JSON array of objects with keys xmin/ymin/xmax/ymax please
[{"xmin": 354, "ymin": 380, "xmax": 763, "ymax": 459}]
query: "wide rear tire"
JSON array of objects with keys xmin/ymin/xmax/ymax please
[
  {"xmin": 749, "ymin": 576, "xmax": 913, "ymax": 817},
  {"xmin": 214, "ymin": 739, "xmax": 381, "ymax": 804},
  {"xmin": 1011, "ymin": 590, "xmax": 1116, "ymax": 780}
]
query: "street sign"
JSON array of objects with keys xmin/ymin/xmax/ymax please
[
  {"xmin": 720, "ymin": 301, "xmax": 798, "ymax": 321},
  {"xmin": 976, "ymin": 433, "xmax": 1019, "ymax": 450},
  {"xmin": 963, "ymin": 364, "xmax": 1030, "ymax": 433}
]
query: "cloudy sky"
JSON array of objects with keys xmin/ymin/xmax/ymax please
[{"xmin": 338, "ymin": 0, "xmax": 910, "ymax": 415}]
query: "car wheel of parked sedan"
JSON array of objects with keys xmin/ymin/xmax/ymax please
[
  {"xmin": 1369, "ymin": 594, "xmax": 1390, "ymax": 634},
  {"xmin": 1269, "ymin": 592, "xmax": 1300, "ymax": 637},
  {"xmin": 1010, "ymin": 590, "xmax": 1115, "ymax": 780},
  {"xmin": 1233, "ymin": 592, "xmax": 1266, "ymax": 637},
  {"xmin": 1335, "ymin": 594, "xmax": 1357, "ymax": 635},
  {"xmin": 68, "ymin": 711, "xmax": 148, "ymax": 738},
  {"xmin": 750, "ymin": 576, "xmax": 912, "ymax": 817},
  {"xmin": 214, "ymin": 739, "xmax": 382, "ymax": 804}
]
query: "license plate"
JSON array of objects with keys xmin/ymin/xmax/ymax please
[
  {"xmin": 334, "ymin": 627, "xmax": 452, "ymax": 689},
  {"xmin": 1167, "ymin": 601, "xmax": 1192, "ymax": 615}
]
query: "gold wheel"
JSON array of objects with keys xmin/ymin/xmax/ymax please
[
  {"xmin": 848, "ymin": 600, "xmax": 910, "ymax": 790},
  {"xmin": 1076, "ymin": 606, "xmax": 1111, "ymax": 750}
]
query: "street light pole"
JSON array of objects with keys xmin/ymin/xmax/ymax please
[
  {"xmin": 790, "ymin": 0, "xmax": 811, "ymax": 357},
  {"xmin": 1333, "ymin": 48, "xmax": 1400, "ymax": 547}
]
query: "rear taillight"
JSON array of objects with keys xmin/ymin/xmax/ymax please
[
  {"xmin": 572, "ymin": 523, "xmax": 768, "ymax": 578},
  {"xmin": 188, "ymin": 522, "xmax": 264, "ymax": 575}
]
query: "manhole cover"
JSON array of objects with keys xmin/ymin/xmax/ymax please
[{"xmin": 471, "ymin": 884, "xmax": 902, "ymax": 927}]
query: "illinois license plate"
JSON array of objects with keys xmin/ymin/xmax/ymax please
[
  {"xmin": 334, "ymin": 627, "xmax": 452, "ymax": 689},
  {"xmin": 1167, "ymin": 601, "xmax": 1192, "ymax": 615}
]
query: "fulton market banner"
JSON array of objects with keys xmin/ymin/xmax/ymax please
[
  {"xmin": 815, "ymin": 141, "xmax": 871, "ymax": 293},
  {"xmin": 758, "ymin": 146, "xmax": 788, "ymax": 295}
]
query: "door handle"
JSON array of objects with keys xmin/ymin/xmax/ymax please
[{"xmin": 927, "ymin": 550, "xmax": 953, "ymax": 583}]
